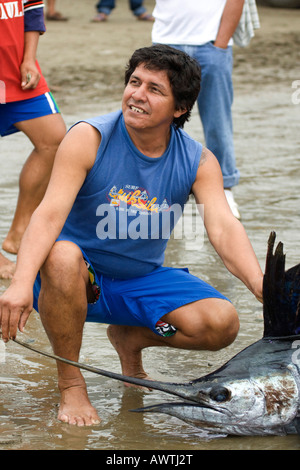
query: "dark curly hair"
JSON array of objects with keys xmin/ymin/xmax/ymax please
[{"xmin": 124, "ymin": 44, "xmax": 201, "ymax": 129}]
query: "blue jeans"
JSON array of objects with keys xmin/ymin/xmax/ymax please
[
  {"xmin": 170, "ymin": 43, "xmax": 240, "ymax": 188},
  {"xmin": 96, "ymin": 0, "xmax": 146, "ymax": 17}
]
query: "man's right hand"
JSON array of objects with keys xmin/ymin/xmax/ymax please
[{"xmin": 0, "ymin": 281, "xmax": 33, "ymax": 343}]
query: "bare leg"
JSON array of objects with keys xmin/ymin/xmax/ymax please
[
  {"xmin": 38, "ymin": 241, "xmax": 100, "ymax": 426},
  {"xmin": 46, "ymin": 0, "xmax": 56, "ymax": 16},
  {"xmin": 2, "ymin": 114, "xmax": 66, "ymax": 255},
  {"xmin": 46, "ymin": 0, "xmax": 68, "ymax": 20},
  {"xmin": 107, "ymin": 298, "xmax": 239, "ymax": 380}
]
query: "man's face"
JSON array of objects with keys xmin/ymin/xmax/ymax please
[{"xmin": 122, "ymin": 64, "xmax": 185, "ymax": 133}]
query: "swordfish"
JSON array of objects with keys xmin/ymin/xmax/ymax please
[
  {"xmin": 13, "ymin": 232, "xmax": 300, "ymax": 437},
  {"xmin": 130, "ymin": 232, "xmax": 300, "ymax": 437}
]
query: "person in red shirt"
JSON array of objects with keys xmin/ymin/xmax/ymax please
[{"xmin": 0, "ymin": 0, "xmax": 66, "ymax": 278}]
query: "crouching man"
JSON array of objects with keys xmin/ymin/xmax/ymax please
[{"xmin": 0, "ymin": 45, "xmax": 263, "ymax": 426}]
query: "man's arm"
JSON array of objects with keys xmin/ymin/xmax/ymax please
[
  {"xmin": 192, "ymin": 147, "xmax": 263, "ymax": 302},
  {"xmin": 0, "ymin": 123, "xmax": 101, "ymax": 342},
  {"xmin": 21, "ymin": 31, "xmax": 41, "ymax": 90},
  {"xmin": 214, "ymin": 0, "xmax": 245, "ymax": 48},
  {"xmin": 21, "ymin": 1, "xmax": 46, "ymax": 90}
]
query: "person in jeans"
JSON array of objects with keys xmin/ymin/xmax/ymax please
[
  {"xmin": 152, "ymin": 0, "xmax": 244, "ymax": 219},
  {"xmin": 92, "ymin": 0, "xmax": 154, "ymax": 22}
]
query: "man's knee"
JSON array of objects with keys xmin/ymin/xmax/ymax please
[
  {"xmin": 169, "ymin": 298, "xmax": 239, "ymax": 352},
  {"xmin": 40, "ymin": 241, "xmax": 86, "ymax": 288},
  {"xmin": 44, "ymin": 115, "xmax": 66, "ymax": 152},
  {"xmin": 206, "ymin": 301, "xmax": 239, "ymax": 351}
]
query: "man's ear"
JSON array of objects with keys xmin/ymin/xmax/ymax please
[{"xmin": 174, "ymin": 107, "xmax": 187, "ymax": 119}]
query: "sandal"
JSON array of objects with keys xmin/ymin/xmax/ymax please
[
  {"xmin": 137, "ymin": 13, "xmax": 154, "ymax": 22},
  {"xmin": 91, "ymin": 12, "xmax": 108, "ymax": 22},
  {"xmin": 46, "ymin": 12, "xmax": 68, "ymax": 21}
]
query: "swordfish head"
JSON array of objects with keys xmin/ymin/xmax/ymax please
[
  {"xmin": 131, "ymin": 232, "xmax": 300, "ymax": 437},
  {"xmin": 133, "ymin": 337, "xmax": 300, "ymax": 437}
]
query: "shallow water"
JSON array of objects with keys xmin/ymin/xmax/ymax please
[{"xmin": 1, "ymin": 77, "xmax": 300, "ymax": 451}]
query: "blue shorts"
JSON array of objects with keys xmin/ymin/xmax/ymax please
[
  {"xmin": 33, "ymin": 248, "xmax": 230, "ymax": 338},
  {"xmin": 0, "ymin": 92, "xmax": 60, "ymax": 137}
]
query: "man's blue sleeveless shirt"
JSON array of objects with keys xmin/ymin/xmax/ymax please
[{"xmin": 59, "ymin": 110, "xmax": 202, "ymax": 279}]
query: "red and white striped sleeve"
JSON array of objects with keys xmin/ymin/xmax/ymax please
[
  {"xmin": 23, "ymin": 0, "xmax": 44, "ymax": 13},
  {"xmin": 23, "ymin": 0, "xmax": 46, "ymax": 33}
]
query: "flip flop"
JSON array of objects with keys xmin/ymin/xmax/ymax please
[
  {"xmin": 91, "ymin": 12, "xmax": 108, "ymax": 22},
  {"xmin": 46, "ymin": 12, "xmax": 68, "ymax": 21},
  {"xmin": 137, "ymin": 13, "xmax": 154, "ymax": 21}
]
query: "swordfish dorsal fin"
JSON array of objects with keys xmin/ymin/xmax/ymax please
[{"xmin": 263, "ymin": 231, "xmax": 300, "ymax": 338}]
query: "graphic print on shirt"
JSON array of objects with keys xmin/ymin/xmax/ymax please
[
  {"xmin": 0, "ymin": 1, "xmax": 43, "ymax": 20},
  {"xmin": 0, "ymin": 2, "xmax": 23, "ymax": 19},
  {"xmin": 107, "ymin": 184, "xmax": 171, "ymax": 214}
]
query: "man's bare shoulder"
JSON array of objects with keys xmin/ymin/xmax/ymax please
[
  {"xmin": 68, "ymin": 121, "xmax": 102, "ymax": 144},
  {"xmin": 192, "ymin": 145, "xmax": 224, "ymax": 196},
  {"xmin": 55, "ymin": 121, "xmax": 102, "ymax": 174}
]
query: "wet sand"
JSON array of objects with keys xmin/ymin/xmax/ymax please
[{"xmin": 0, "ymin": 0, "xmax": 300, "ymax": 451}]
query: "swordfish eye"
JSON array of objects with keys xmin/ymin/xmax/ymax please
[{"xmin": 209, "ymin": 386, "xmax": 231, "ymax": 403}]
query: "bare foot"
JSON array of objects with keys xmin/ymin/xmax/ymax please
[
  {"xmin": 2, "ymin": 234, "xmax": 21, "ymax": 255},
  {"xmin": 58, "ymin": 378, "xmax": 101, "ymax": 426},
  {"xmin": 107, "ymin": 325, "xmax": 152, "ymax": 388},
  {"xmin": 0, "ymin": 253, "xmax": 16, "ymax": 279}
]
